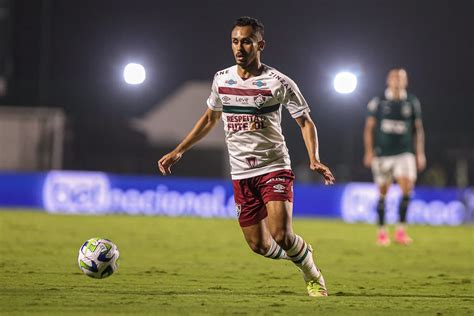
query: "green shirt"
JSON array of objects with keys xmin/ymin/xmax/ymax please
[{"xmin": 367, "ymin": 91, "xmax": 422, "ymax": 157}]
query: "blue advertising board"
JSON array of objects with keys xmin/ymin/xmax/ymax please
[{"xmin": 0, "ymin": 171, "xmax": 471, "ymax": 226}]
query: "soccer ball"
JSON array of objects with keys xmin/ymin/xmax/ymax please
[{"xmin": 78, "ymin": 238, "xmax": 119, "ymax": 279}]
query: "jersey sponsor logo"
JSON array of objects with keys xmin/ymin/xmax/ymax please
[
  {"xmin": 225, "ymin": 79, "xmax": 237, "ymax": 86},
  {"xmin": 222, "ymin": 96, "xmax": 231, "ymax": 104},
  {"xmin": 273, "ymin": 184, "xmax": 285, "ymax": 193},
  {"xmin": 382, "ymin": 104, "xmax": 391, "ymax": 114},
  {"xmin": 215, "ymin": 70, "xmax": 229, "ymax": 77},
  {"xmin": 269, "ymin": 71, "xmax": 296, "ymax": 97},
  {"xmin": 226, "ymin": 115, "xmax": 266, "ymax": 132},
  {"xmin": 381, "ymin": 119, "xmax": 407, "ymax": 134},
  {"xmin": 245, "ymin": 157, "xmax": 257, "ymax": 168},
  {"xmin": 252, "ymin": 80, "xmax": 266, "ymax": 88},
  {"xmin": 235, "ymin": 96, "xmax": 249, "ymax": 104},
  {"xmin": 254, "ymin": 94, "xmax": 266, "ymax": 108},
  {"xmin": 402, "ymin": 103, "xmax": 412, "ymax": 117}
]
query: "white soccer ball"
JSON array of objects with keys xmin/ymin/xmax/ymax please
[{"xmin": 78, "ymin": 238, "xmax": 119, "ymax": 279}]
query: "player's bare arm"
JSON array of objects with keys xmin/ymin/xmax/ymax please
[
  {"xmin": 414, "ymin": 118, "xmax": 426, "ymax": 171},
  {"xmin": 158, "ymin": 108, "xmax": 221, "ymax": 175},
  {"xmin": 295, "ymin": 112, "xmax": 335, "ymax": 185},
  {"xmin": 363, "ymin": 116, "xmax": 376, "ymax": 168}
]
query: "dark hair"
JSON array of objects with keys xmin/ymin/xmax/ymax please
[{"xmin": 232, "ymin": 16, "xmax": 264, "ymax": 38}]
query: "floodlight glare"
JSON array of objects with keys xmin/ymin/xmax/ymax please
[
  {"xmin": 123, "ymin": 63, "xmax": 146, "ymax": 85},
  {"xmin": 334, "ymin": 72, "xmax": 357, "ymax": 94}
]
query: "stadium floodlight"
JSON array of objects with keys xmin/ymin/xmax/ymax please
[
  {"xmin": 123, "ymin": 63, "xmax": 146, "ymax": 85},
  {"xmin": 333, "ymin": 72, "xmax": 357, "ymax": 94}
]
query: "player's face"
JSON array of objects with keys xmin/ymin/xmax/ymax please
[
  {"xmin": 231, "ymin": 26, "xmax": 264, "ymax": 67},
  {"xmin": 387, "ymin": 69, "xmax": 408, "ymax": 90}
]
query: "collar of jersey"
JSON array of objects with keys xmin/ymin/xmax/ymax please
[
  {"xmin": 385, "ymin": 88, "xmax": 407, "ymax": 101},
  {"xmin": 233, "ymin": 64, "xmax": 269, "ymax": 84}
]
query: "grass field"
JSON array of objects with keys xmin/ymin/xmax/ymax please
[{"xmin": 0, "ymin": 210, "xmax": 472, "ymax": 315}]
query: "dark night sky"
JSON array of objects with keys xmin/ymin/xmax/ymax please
[{"xmin": 3, "ymin": 0, "xmax": 474, "ymax": 180}]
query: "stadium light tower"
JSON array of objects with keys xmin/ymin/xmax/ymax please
[
  {"xmin": 123, "ymin": 63, "xmax": 146, "ymax": 85},
  {"xmin": 334, "ymin": 71, "xmax": 357, "ymax": 94}
]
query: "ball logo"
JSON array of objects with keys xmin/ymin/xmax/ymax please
[{"xmin": 43, "ymin": 171, "xmax": 110, "ymax": 213}]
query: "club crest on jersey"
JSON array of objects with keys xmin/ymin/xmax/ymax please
[
  {"xmin": 254, "ymin": 94, "xmax": 266, "ymax": 108},
  {"xmin": 225, "ymin": 79, "xmax": 237, "ymax": 86},
  {"xmin": 245, "ymin": 157, "xmax": 257, "ymax": 168},
  {"xmin": 273, "ymin": 184, "xmax": 285, "ymax": 193},
  {"xmin": 235, "ymin": 204, "xmax": 242, "ymax": 218},
  {"xmin": 252, "ymin": 80, "xmax": 266, "ymax": 88},
  {"xmin": 401, "ymin": 103, "xmax": 412, "ymax": 117}
]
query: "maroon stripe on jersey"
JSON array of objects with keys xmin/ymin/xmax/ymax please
[{"xmin": 218, "ymin": 87, "xmax": 272, "ymax": 96}]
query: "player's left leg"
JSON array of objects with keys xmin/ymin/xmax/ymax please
[
  {"xmin": 393, "ymin": 153, "xmax": 417, "ymax": 244},
  {"xmin": 266, "ymin": 200, "xmax": 327, "ymax": 297},
  {"xmin": 394, "ymin": 176, "xmax": 414, "ymax": 245}
]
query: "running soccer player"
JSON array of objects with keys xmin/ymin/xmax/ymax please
[
  {"xmin": 158, "ymin": 16, "xmax": 335, "ymax": 297},
  {"xmin": 363, "ymin": 68, "xmax": 426, "ymax": 246}
]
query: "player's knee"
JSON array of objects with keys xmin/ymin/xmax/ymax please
[
  {"xmin": 272, "ymin": 230, "xmax": 293, "ymax": 249},
  {"xmin": 247, "ymin": 240, "xmax": 269, "ymax": 255}
]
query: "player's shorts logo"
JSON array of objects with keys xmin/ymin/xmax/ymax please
[
  {"xmin": 273, "ymin": 184, "xmax": 285, "ymax": 193},
  {"xmin": 245, "ymin": 157, "xmax": 257, "ymax": 168},
  {"xmin": 265, "ymin": 177, "xmax": 285, "ymax": 184},
  {"xmin": 254, "ymin": 94, "xmax": 266, "ymax": 108}
]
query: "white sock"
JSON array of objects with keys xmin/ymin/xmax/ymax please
[
  {"xmin": 286, "ymin": 235, "xmax": 321, "ymax": 281},
  {"xmin": 264, "ymin": 238, "xmax": 289, "ymax": 260}
]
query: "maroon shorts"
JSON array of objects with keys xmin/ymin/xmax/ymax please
[{"xmin": 232, "ymin": 169, "xmax": 295, "ymax": 227}]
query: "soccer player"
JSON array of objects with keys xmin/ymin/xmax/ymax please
[
  {"xmin": 363, "ymin": 68, "xmax": 426, "ymax": 246},
  {"xmin": 158, "ymin": 16, "xmax": 335, "ymax": 297}
]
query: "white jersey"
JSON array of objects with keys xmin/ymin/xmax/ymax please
[{"xmin": 207, "ymin": 64, "xmax": 310, "ymax": 180}]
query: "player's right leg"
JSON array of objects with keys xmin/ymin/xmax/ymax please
[
  {"xmin": 233, "ymin": 178, "xmax": 288, "ymax": 260},
  {"xmin": 240, "ymin": 217, "xmax": 289, "ymax": 260},
  {"xmin": 393, "ymin": 153, "xmax": 417, "ymax": 245},
  {"xmin": 375, "ymin": 183, "xmax": 391, "ymax": 246}
]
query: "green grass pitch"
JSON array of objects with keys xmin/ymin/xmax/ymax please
[{"xmin": 0, "ymin": 210, "xmax": 472, "ymax": 315}]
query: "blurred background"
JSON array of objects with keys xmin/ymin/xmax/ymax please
[{"xmin": 0, "ymin": 0, "xmax": 472, "ymax": 186}]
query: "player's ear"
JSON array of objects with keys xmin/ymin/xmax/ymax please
[{"xmin": 258, "ymin": 40, "xmax": 265, "ymax": 52}]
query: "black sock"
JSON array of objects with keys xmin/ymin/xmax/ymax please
[
  {"xmin": 377, "ymin": 197, "xmax": 386, "ymax": 226},
  {"xmin": 399, "ymin": 195, "xmax": 410, "ymax": 223}
]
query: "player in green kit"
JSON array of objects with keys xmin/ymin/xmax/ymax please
[{"xmin": 363, "ymin": 68, "xmax": 426, "ymax": 246}]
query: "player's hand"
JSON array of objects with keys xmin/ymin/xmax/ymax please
[
  {"xmin": 310, "ymin": 161, "xmax": 335, "ymax": 185},
  {"xmin": 416, "ymin": 153, "xmax": 426, "ymax": 172},
  {"xmin": 157, "ymin": 150, "xmax": 182, "ymax": 175},
  {"xmin": 363, "ymin": 151, "xmax": 374, "ymax": 168}
]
